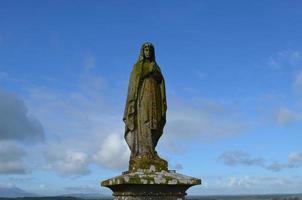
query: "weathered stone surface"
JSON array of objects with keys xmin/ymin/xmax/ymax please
[
  {"xmin": 101, "ymin": 167, "xmax": 201, "ymax": 200},
  {"xmin": 102, "ymin": 168, "xmax": 201, "ymax": 186}
]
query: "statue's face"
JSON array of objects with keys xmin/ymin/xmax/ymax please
[{"xmin": 143, "ymin": 45, "xmax": 151, "ymax": 59}]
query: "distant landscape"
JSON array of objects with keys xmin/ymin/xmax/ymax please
[{"xmin": 0, "ymin": 194, "xmax": 302, "ymax": 200}]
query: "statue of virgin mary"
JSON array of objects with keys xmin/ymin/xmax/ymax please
[{"xmin": 123, "ymin": 42, "xmax": 167, "ymax": 171}]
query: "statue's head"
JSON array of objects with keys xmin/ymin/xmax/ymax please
[{"xmin": 139, "ymin": 42, "xmax": 155, "ymax": 62}]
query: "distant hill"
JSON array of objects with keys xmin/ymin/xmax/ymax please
[
  {"xmin": 61, "ymin": 193, "xmax": 109, "ymax": 199},
  {"xmin": 0, "ymin": 198, "xmax": 84, "ymax": 200},
  {"xmin": 0, "ymin": 187, "xmax": 36, "ymax": 198}
]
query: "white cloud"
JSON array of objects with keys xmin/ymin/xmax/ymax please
[
  {"xmin": 45, "ymin": 148, "xmax": 90, "ymax": 177},
  {"xmin": 0, "ymin": 141, "xmax": 26, "ymax": 174},
  {"xmin": 93, "ymin": 133, "xmax": 129, "ymax": 170},
  {"xmin": 24, "ymin": 68, "xmax": 128, "ymax": 176},
  {"xmin": 43, "ymin": 133, "xmax": 130, "ymax": 176}
]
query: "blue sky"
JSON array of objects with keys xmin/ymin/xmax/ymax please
[{"xmin": 0, "ymin": 0, "xmax": 302, "ymax": 196}]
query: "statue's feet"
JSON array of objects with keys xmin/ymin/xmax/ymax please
[{"xmin": 128, "ymin": 153, "xmax": 168, "ymax": 172}]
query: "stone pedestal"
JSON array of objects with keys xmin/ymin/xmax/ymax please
[{"xmin": 101, "ymin": 167, "xmax": 201, "ymax": 200}]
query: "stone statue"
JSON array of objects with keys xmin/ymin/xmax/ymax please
[
  {"xmin": 123, "ymin": 42, "xmax": 167, "ymax": 171},
  {"xmin": 101, "ymin": 43, "xmax": 201, "ymax": 200}
]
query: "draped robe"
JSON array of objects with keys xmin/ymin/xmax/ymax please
[{"xmin": 123, "ymin": 60, "xmax": 167, "ymax": 158}]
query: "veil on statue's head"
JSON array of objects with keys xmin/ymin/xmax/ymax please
[{"xmin": 138, "ymin": 42, "xmax": 156, "ymax": 62}]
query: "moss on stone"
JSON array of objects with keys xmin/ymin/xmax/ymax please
[{"xmin": 129, "ymin": 154, "xmax": 168, "ymax": 172}]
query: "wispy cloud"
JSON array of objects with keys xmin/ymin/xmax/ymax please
[
  {"xmin": 265, "ymin": 49, "xmax": 302, "ymax": 125},
  {"xmin": 218, "ymin": 150, "xmax": 302, "ymax": 172},
  {"xmin": 276, "ymin": 107, "xmax": 302, "ymax": 125},
  {"xmin": 293, "ymin": 69, "xmax": 302, "ymax": 91},
  {"xmin": 202, "ymin": 175, "xmax": 302, "ymax": 195},
  {"xmin": 267, "ymin": 152, "xmax": 302, "ymax": 172},
  {"xmin": 195, "ymin": 71, "xmax": 207, "ymax": 80},
  {"xmin": 166, "ymin": 98, "xmax": 248, "ymax": 141},
  {"xmin": 218, "ymin": 150, "xmax": 264, "ymax": 167},
  {"xmin": 268, "ymin": 50, "xmax": 302, "ymax": 69},
  {"xmin": 84, "ymin": 54, "xmax": 97, "ymax": 71}
]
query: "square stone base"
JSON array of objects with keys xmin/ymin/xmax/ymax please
[{"xmin": 101, "ymin": 168, "xmax": 201, "ymax": 200}]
